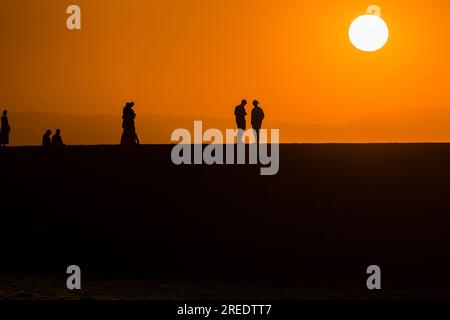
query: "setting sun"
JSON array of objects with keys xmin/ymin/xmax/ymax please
[{"xmin": 349, "ymin": 5, "xmax": 389, "ymax": 52}]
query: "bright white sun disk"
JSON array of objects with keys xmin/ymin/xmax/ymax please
[{"xmin": 349, "ymin": 7, "xmax": 389, "ymax": 52}]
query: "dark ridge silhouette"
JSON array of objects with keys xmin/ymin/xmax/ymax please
[
  {"xmin": 9, "ymin": 109, "xmax": 450, "ymax": 146},
  {"xmin": 0, "ymin": 110, "xmax": 10, "ymax": 147},
  {"xmin": 1, "ymin": 144, "xmax": 450, "ymax": 299}
]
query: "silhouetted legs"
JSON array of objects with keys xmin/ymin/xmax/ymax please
[
  {"xmin": 254, "ymin": 128, "xmax": 260, "ymax": 145},
  {"xmin": 237, "ymin": 129, "xmax": 245, "ymax": 144}
]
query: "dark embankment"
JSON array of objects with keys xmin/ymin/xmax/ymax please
[{"xmin": 1, "ymin": 144, "xmax": 450, "ymax": 292}]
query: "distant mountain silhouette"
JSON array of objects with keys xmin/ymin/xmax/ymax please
[{"xmin": 8, "ymin": 108, "xmax": 450, "ymax": 145}]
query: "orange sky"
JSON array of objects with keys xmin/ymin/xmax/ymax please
[{"xmin": 1, "ymin": 0, "xmax": 450, "ymax": 142}]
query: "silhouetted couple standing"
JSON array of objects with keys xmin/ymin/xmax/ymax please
[
  {"xmin": 0, "ymin": 110, "xmax": 10, "ymax": 147},
  {"xmin": 234, "ymin": 100, "xmax": 265, "ymax": 144},
  {"xmin": 121, "ymin": 102, "xmax": 140, "ymax": 145}
]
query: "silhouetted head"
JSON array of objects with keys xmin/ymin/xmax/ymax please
[
  {"xmin": 126, "ymin": 102, "xmax": 135, "ymax": 108},
  {"xmin": 45, "ymin": 129, "xmax": 52, "ymax": 136},
  {"xmin": 2, "ymin": 110, "xmax": 7, "ymax": 116},
  {"xmin": 253, "ymin": 100, "xmax": 260, "ymax": 108},
  {"xmin": 241, "ymin": 99, "xmax": 247, "ymax": 106},
  {"xmin": 56, "ymin": 129, "xmax": 61, "ymax": 135}
]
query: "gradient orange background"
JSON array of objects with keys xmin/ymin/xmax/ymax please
[{"xmin": 1, "ymin": 0, "xmax": 450, "ymax": 144}]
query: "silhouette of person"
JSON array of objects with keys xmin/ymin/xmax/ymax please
[
  {"xmin": 234, "ymin": 99, "xmax": 247, "ymax": 143},
  {"xmin": 42, "ymin": 129, "xmax": 52, "ymax": 147},
  {"xmin": 122, "ymin": 102, "xmax": 136, "ymax": 131},
  {"xmin": 0, "ymin": 110, "xmax": 11, "ymax": 147},
  {"xmin": 121, "ymin": 101, "xmax": 139, "ymax": 145},
  {"xmin": 52, "ymin": 129, "xmax": 65, "ymax": 147},
  {"xmin": 251, "ymin": 100, "xmax": 265, "ymax": 144}
]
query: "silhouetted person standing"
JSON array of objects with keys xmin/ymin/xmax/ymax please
[
  {"xmin": 251, "ymin": 100, "xmax": 265, "ymax": 144},
  {"xmin": 52, "ymin": 129, "xmax": 65, "ymax": 147},
  {"xmin": 122, "ymin": 102, "xmax": 136, "ymax": 131},
  {"xmin": 234, "ymin": 99, "xmax": 247, "ymax": 143},
  {"xmin": 42, "ymin": 129, "xmax": 52, "ymax": 147},
  {"xmin": 0, "ymin": 110, "xmax": 11, "ymax": 147},
  {"xmin": 121, "ymin": 101, "xmax": 139, "ymax": 145}
]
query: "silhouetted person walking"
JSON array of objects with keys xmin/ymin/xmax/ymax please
[
  {"xmin": 0, "ymin": 110, "xmax": 11, "ymax": 147},
  {"xmin": 121, "ymin": 101, "xmax": 139, "ymax": 145},
  {"xmin": 251, "ymin": 100, "xmax": 265, "ymax": 144},
  {"xmin": 234, "ymin": 99, "xmax": 247, "ymax": 144},
  {"xmin": 42, "ymin": 129, "xmax": 52, "ymax": 147},
  {"xmin": 52, "ymin": 129, "xmax": 65, "ymax": 147}
]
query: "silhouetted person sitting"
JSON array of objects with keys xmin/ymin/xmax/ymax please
[
  {"xmin": 234, "ymin": 99, "xmax": 247, "ymax": 143},
  {"xmin": 42, "ymin": 129, "xmax": 52, "ymax": 147},
  {"xmin": 251, "ymin": 100, "xmax": 265, "ymax": 144},
  {"xmin": 52, "ymin": 129, "xmax": 65, "ymax": 147},
  {"xmin": 0, "ymin": 110, "xmax": 11, "ymax": 147},
  {"xmin": 121, "ymin": 101, "xmax": 139, "ymax": 145}
]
